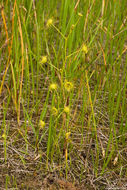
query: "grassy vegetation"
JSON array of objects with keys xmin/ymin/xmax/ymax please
[{"xmin": 0, "ymin": 0, "xmax": 127, "ymax": 189}]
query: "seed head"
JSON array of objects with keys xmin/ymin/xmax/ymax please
[
  {"xmin": 39, "ymin": 120, "xmax": 45, "ymax": 129},
  {"xmin": 64, "ymin": 106, "xmax": 70, "ymax": 114},
  {"xmin": 41, "ymin": 56, "xmax": 47, "ymax": 64},
  {"xmin": 49, "ymin": 83, "xmax": 57, "ymax": 91},
  {"xmin": 71, "ymin": 24, "xmax": 75, "ymax": 31},
  {"xmin": 65, "ymin": 132, "xmax": 71, "ymax": 140},
  {"xmin": 46, "ymin": 18, "xmax": 53, "ymax": 27},
  {"xmin": 2, "ymin": 133, "xmax": 6, "ymax": 139},
  {"xmin": 82, "ymin": 44, "xmax": 88, "ymax": 54},
  {"xmin": 64, "ymin": 80, "xmax": 73, "ymax": 92},
  {"xmin": 102, "ymin": 148, "xmax": 105, "ymax": 158},
  {"xmin": 51, "ymin": 107, "xmax": 58, "ymax": 116},
  {"xmin": 113, "ymin": 156, "xmax": 118, "ymax": 166},
  {"xmin": 78, "ymin": 12, "xmax": 83, "ymax": 17}
]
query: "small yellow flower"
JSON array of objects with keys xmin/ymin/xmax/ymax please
[
  {"xmin": 82, "ymin": 44, "xmax": 88, "ymax": 54},
  {"xmin": 64, "ymin": 80, "xmax": 73, "ymax": 92},
  {"xmin": 2, "ymin": 133, "xmax": 6, "ymax": 139},
  {"xmin": 64, "ymin": 106, "xmax": 70, "ymax": 114},
  {"xmin": 78, "ymin": 12, "xmax": 83, "ymax": 17},
  {"xmin": 49, "ymin": 83, "xmax": 57, "ymax": 91},
  {"xmin": 41, "ymin": 56, "xmax": 47, "ymax": 64},
  {"xmin": 51, "ymin": 107, "xmax": 58, "ymax": 116},
  {"xmin": 65, "ymin": 132, "xmax": 71, "ymax": 140},
  {"xmin": 46, "ymin": 18, "xmax": 53, "ymax": 27},
  {"xmin": 39, "ymin": 120, "xmax": 45, "ymax": 129},
  {"xmin": 71, "ymin": 24, "xmax": 75, "ymax": 30}
]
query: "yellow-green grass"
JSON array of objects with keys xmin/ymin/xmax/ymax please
[{"xmin": 0, "ymin": 0, "xmax": 127, "ymax": 189}]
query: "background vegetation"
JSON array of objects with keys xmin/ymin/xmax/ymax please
[{"xmin": 0, "ymin": 0, "xmax": 127, "ymax": 189}]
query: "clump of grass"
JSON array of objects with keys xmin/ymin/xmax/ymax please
[{"xmin": 0, "ymin": 0, "xmax": 127, "ymax": 189}]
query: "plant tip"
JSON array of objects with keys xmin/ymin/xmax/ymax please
[
  {"xmin": 2, "ymin": 133, "xmax": 6, "ymax": 139},
  {"xmin": 39, "ymin": 120, "xmax": 45, "ymax": 129},
  {"xmin": 66, "ymin": 132, "xmax": 71, "ymax": 140},
  {"xmin": 46, "ymin": 18, "xmax": 53, "ymax": 27},
  {"xmin": 82, "ymin": 44, "xmax": 88, "ymax": 54},
  {"xmin": 64, "ymin": 106, "xmax": 70, "ymax": 114},
  {"xmin": 64, "ymin": 80, "xmax": 73, "ymax": 92},
  {"xmin": 78, "ymin": 12, "xmax": 83, "ymax": 17},
  {"xmin": 41, "ymin": 56, "xmax": 47, "ymax": 64},
  {"xmin": 49, "ymin": 83, "xmax": 57, "ymax": 91},
  {"xmin": 51, "ymin": 107, "xmax": 58, "ymax": 116}
]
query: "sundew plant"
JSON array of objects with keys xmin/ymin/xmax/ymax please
[{"xmin": 0, "ymin": 0, "xmax": 127, "ymax": 189}]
